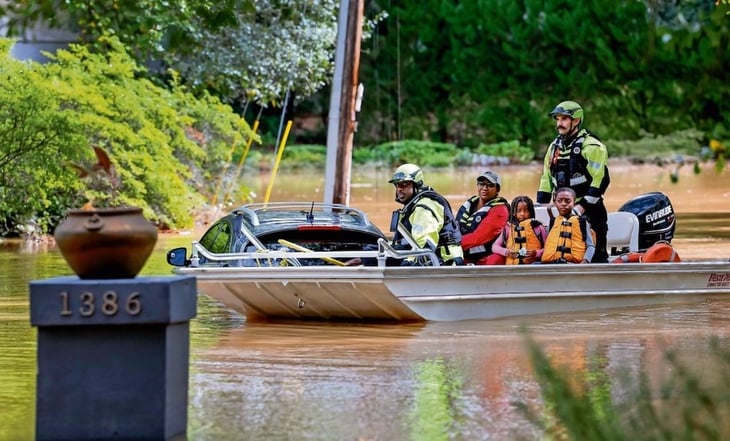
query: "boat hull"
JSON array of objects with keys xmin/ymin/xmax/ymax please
[{"xmin": 175, "ymin": 261, "xmax": 730, "ymax": 322}]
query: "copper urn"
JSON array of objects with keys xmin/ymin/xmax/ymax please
[{"xmin": 54, "ymin": 207, "xmax": 158, "ymax": 279}]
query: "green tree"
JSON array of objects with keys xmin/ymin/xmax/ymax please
[
  {"xmin": 0, "ymin": 39, "xmax": 85, "ymax": 234},
  {"xmin": 357, "ymin": 0, "xmax": 729, "ymax": 153},
  {"xmin": 167, "ymin": 0, "xmax": 339, "ymax": 106},
  {"xmin": 0, "ymin": 37, "xmax": 256, "ymax": 236},
  {"xmin": 0, "ymin": 0, "xmax": 341, "ymax": 107}
]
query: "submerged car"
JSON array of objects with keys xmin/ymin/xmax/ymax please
[{"xmin": 167, "ymin": 202, "xmax": 388, "ymax": 267}]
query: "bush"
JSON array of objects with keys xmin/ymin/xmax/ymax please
[
  {"xmin": 356, "ymin": 140, "xmax": 459, "ymax": 167},
  {"xmin": 275, "ymin": 145, "xmax": 327, "ymax": 169},
  {"xmin": 608, "ymin": 129, "xmax": 705, "ymax": 161},
  {"xmin": 0, "ymin": 37, "xmax": 257, "ymax": 235},
  {"xmin": 476, "ymin": 140, "xmax": 535, "ymax": 164}
]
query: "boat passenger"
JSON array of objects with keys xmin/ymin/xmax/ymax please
[
  {"xmin": 542, "ymin": 187, "xmax": 596, "ymax": 264},
  {"xmin": 492, "ymin": 195, "xmax": 547, "ymax": 264},
  {"xmin": 456, "ymin": 170, "xmax": 510, "ymax": 265},
  {"xmin": 347, "ymin": 164, "xmax": 464, "ymax": 266},
  {"xmin": 536, "ymin": 100, "xmax": 610, "ymax": 263},
  {"xmin": 389, "ymin": 164, "xmax": 464, "ymax": 266}
]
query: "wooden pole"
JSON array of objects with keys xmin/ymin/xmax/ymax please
[{"xmin": 324, "ymin": 0, "xmax": 364, "ymax": 206}]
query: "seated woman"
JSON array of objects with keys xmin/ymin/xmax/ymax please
[
  {"xmin": 456, "ymin": 171, "xmax": 509, "ymax": 265},
  {"xmin": 492, "ymin": 195, "xmax": 547, "ymax": 264},
  {"xmin": 541, "ymin": 187, "xmax": 596, "ymax": 264}
]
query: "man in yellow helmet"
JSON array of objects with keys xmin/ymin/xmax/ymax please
[
  {"xmin": 388, "ymin": 163, "xmax": 464, "ymax": 266},
  {"xmin": 536, "ymin": 101, "xmax": 610, "ymax": 263}
]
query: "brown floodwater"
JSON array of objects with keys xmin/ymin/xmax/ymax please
[{"xmin": 1, "ymin": 163, "xmax": 730, "ymax": 440}]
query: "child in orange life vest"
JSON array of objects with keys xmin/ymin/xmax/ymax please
[
  {"xmin": 541, "ymin": 187, "xmax": 596, "ymax": 264},
  {"xmin": 493, "ymin": 196, "xmax": 548, "ymax": 264}
]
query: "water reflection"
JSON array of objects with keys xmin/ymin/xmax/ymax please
[
  {"xmin": 3, "ymin": 256, "xmax": 730, "ymax": 440},
  {"xmin": 0, "ymin": 320, "xmax": 35, "ymax": 440},
  {"xmin": 409, "ymin": 358, "xmax": 462, "ymax": 441},
  {"xmin": 183, "ymin": 300, "xmax": 730, "ymax": 440},
  {"xmin": 188, "ymin": 321, "xmax": 427, "ymax": 440}
]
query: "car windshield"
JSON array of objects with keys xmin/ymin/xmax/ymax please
[{"xmin": 237, "ymin": 203, "xmax": 372, "ymax": 229}]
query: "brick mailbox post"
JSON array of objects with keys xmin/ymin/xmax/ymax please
[{"xmin": 30, "ymin": 275, "xmax": 197, "ymax": 441}]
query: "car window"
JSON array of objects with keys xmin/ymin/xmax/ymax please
[{"xmin": 199, "ymin": 221, "xmax": 232, "ymax": 254}]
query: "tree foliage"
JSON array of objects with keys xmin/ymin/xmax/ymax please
[
  {"xmin": 167, "ymin": 0, "xmax": 339, "ymax": 106},
  {"xmin": 357, "ymin": 0, "xmax": 730, "ymax": 154},
  {"xmin": 0, "ymin": 39, "xmax": 84, "ymax": 234},
  {"xmin": 0, "ymin": 0, "xmax": 340, "ymax": 107},
  {"xmin": 3, "ymin": 0, "xmax": 727, "ymax": 154},
  {"xmin": 1, "ymin": 0, "xmax": 728, "ymax": 233},
  {"xmin": 0, "ymin": 37, "xmax": 256, "ymax": 236}
]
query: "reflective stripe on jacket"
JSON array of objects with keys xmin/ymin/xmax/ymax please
[
  {"xmin": 456, "ymin": 195, "xmax": 509, "ymax": 261},
  {"xmin": 393, "ymin": 188, "xmax": 463, "ymax": 262},
  {"xmin": 537, "ymin": 128, "xmax": 610, "ymax": 206}
]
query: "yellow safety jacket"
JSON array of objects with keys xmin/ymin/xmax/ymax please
[
  {"xmin": 393, "ymin": 188, "xmax": 463, "ymax": 264},
  {"xmin": 542, "ymin": 214, "xmax": 596, "ymax": 263},
  {"xmin": 536, "ymin": 128, "xmax": 610, "ymax": 207},
  {"xmin": 505, "ymin": 219, "xmax": 545, "ymax": 265}
]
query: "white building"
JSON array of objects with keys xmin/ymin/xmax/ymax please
[{"xmin": 0, "ymin": 16, "xmax": 77, "ymax": 62}]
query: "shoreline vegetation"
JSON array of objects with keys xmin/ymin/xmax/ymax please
[
  {"xmin": 0, "ymin": 141, "xmax": 725, "ymax": 242},
  {"xmin": 1, "ymin": 151, "xmax": 724, "ymax": 245},
  {"xmin": 263, "ymin": 131, "xmax": 725, "ymax": 173}
]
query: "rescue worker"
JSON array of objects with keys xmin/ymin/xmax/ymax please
[
  {"xmin": 542, "ymin": 187, "xmax": 596, "ymax": 264},
  {"xmin": 456, "ymin": 170, "xmax": 510, "ymax": 265},
  {"xmin": 536, "ymin": 100, "xmax": 610, "ymax": 263},
  {"xmin": 388, "ymin": 163, "xmax": 464, "ymax": 266}
]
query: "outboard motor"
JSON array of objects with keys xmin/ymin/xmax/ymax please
[{"xmin": 618, "ymin": 192, "xmax": 676, "ymax": 251}]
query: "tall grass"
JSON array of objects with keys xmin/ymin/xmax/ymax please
[{"xmin": 517, "ymin": 334, "xmax": 730, "ymax": 441}]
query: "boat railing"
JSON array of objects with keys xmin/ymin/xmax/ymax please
[
  {"xmin": 240, "ymin": 223, "xmax": 268, "ymax": 251},
  {"xmin": 376, "ymin": 238, "xmax": 441, "ymax": 266},
  {"xmin": 187, "ymin": 237, "xmax": 440, "ymax": 268}
]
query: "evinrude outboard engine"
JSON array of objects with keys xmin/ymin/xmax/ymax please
[{"xmin": 618, "ymin": 192, "xmax": 676, "ymax": 251}]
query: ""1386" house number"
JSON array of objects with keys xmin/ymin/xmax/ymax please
[{"xmin": 59, "ymin": 291, "xmax": 143, "ymax": 317}]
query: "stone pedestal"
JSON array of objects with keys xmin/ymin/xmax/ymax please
[{"xmin": 30, "ymin": 276, "xmax": 197, "ymax": 441}]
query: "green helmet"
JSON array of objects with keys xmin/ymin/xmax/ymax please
[
  {"xmin": 548, "ymin": 101, "xmax": 584, "ymax": 121},
  {"xmin": 389, "ymin": 163, "xmax": 424, "ymax": 187}
]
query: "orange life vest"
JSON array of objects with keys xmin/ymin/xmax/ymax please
[
  {"xmin": 505, "ymin": 219, "xmax": 545, "ymax": 265},
  {"xmin": 612, "ymin": 240, "xmax": 681, "ymax": 263},
  {"xmin": 641, "ymin": 241, "xmax": 681, "ymax": 262},
  {"xmin": 542, "ymin": 215, "xmax": 592, "ymax": 263}
]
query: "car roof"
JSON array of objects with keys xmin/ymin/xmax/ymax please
[{"xmin": 228, "ymin": 202, "xmax": 385, "ymax": 236}]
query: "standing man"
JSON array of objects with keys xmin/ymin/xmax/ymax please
[
  {"xmin": 388, "ymin": 163, "xmax": 464, "ymax": 266},
  {"xmin": 536, "ymin": 100, "xmax": 610, "ymax": 263},
  {"xmin": 456, "ymin": 170, "xmax": 510, "ymax": 265}
]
